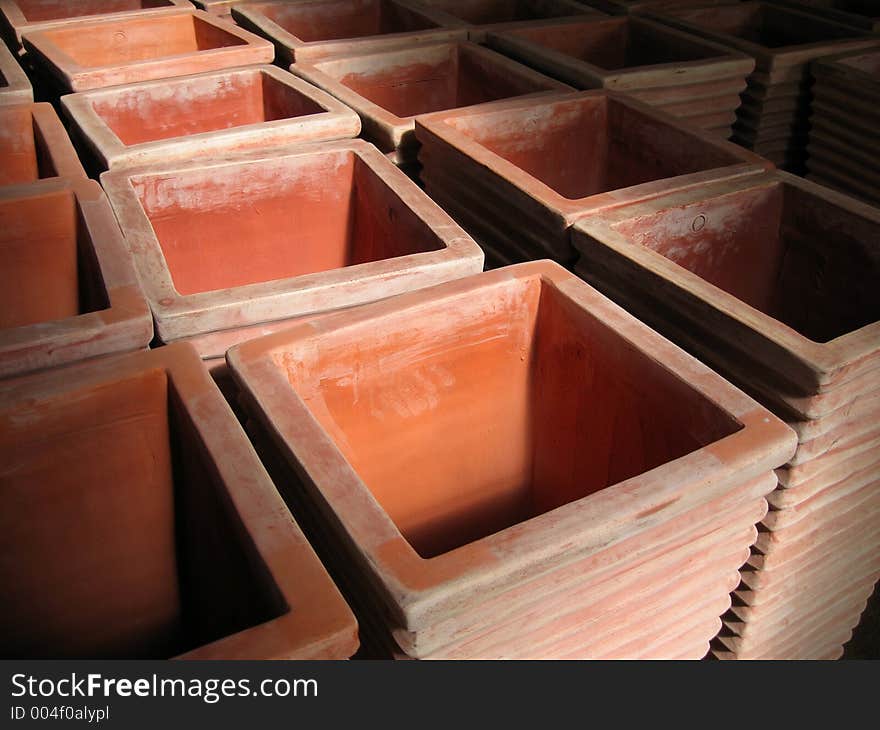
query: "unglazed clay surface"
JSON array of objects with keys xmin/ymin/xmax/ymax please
[
  {"xmin": 0, "ymin": 185, "xmax": 81, "ymax": 329},
  {"xmin": 274, "ymin": 272, "xmax": 741, "ymax": 558},
  {"xmin": 61, "ymin": 66, "xmax": 361, "ymax": 171},
  {"xmin": 247, "ymin": 0, "xmax": 440, "ymax": 42},
  {"xmin": 21, "ymin": 10, "xmax": 274, "ymax": 91},
  {"xmin": 610, "ymin": 180, "xmax": 880, "ymax": 343},
  {"xmin": 0, "ymin": 103, "xmax": 84, "ymax": 185},
  {"xmin": 314, "ymin": 42, "xmax": 565, "ymax": 118},
  {"xmin": 131, "ymin": 150, "xmax": 444, "ymax": 295},
  {"xmin": 0, "ymin": 344, "xmax": 358, "ymax": 659}
]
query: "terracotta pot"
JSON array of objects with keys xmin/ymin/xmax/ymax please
[
  {"xmin": 0, "ymin": 0, "xmax": 192, "ymax": 53},
  {"xmin": 232, "ymin": 0, "xmax": 469, "ymax": 65},
  {"xmin": 805, "ymin": 48, "xmax": 880, "ymax": 207},
  {"xmin": 0, "ymin": 39, "xmax": 30, "ymax": 105},
  {"xmin": 764, "ymin": 0, "xmax": 880, "ymax": 32},
  {"xmin": 587, "ymin": 0, "xmax": 739, "ymax": 13},
  {"xmin": 415, "ymin": 89, "xmax": 770, "ymax": 265},
  {"xmin": 639, "ymin": 1, "xmax": 879, "ymax": 170},
  {"xmin": 226, "ymin": 260, "xmax": 795, "ymax": 659},
  {"xmin": 0, "ymin": 343, "xmax": 358, "ymax": 659},
  {"xmin": 570, "ymin": 170, "xmax": 880, "ymax": 658},
  {"xmin": 486, "ymin": 15, "xmax": 754, "ymax": 135},
  {"xmin": 191, "ymin": 0, "xmax": 254, "ymax": 20},
  {"xmin": 290, "ymin": 40, "xmax": 572, "ymax": 166},
  {"xmin": 413, "ymin": 0, "xmax": 605, "ymax": 42},
  {"xmin": 0, "ymin": 178, "xmax": 152, "ymax": 380},
  {"xmin": 100, "ymin": 138, "xmax": 484, "ymax": 348},
  {"xmin": 20, "ymin": 8, "xmax": 274, "ymax": 92},
  {"xmin": 61, "ymin": 65, "xmax": 361, "ymax": 173},
  {"xmin": 0, "ymin": 102, "xmax": 84, "ymax": 187}
]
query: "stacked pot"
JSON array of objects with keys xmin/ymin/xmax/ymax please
[
  {"xmin": 485, "ymin": 14, "xmax": 755, "ymax": 136},
  {"xmin": 571, "ymin": 170, "xmax": 880, "ymax": 659},
  {"xmin": 228, "ymin": 261, "xmax": 797, "ymax": 659},
  {"xmin": 415, "ymin": 88, "xmax": 770, "ymax": 268},
  {"xmin": 639, "ymin": 1, "xmax": 879, "ymax": 171},
  {"xmin": 805, "ymin": 48, "xmax": 880, "ymax": 207}
]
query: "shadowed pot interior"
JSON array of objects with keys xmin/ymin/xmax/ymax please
[
  {"xmin": 610, "ymin": 179, "xmax": 880, "ymax": 342},
  {"xmin": 503, "ymin": 18, "xmax": 729, "ymax": 69},
  {"xmin": 10, "ymin": 1, "xmax": 178, "ymax": 22},
  {"xmin": 441, "ymin": 95, "xmax": 739, "ymax": 199},
  {"xmin": 273, "ymin": 273, "xmax": 742, "ymax": 558},
  {"xmin": 247, "ymin": 0, "xmax": 440, "ymax": 41},
  {"xmin": 0, "ymin": 368, "xmax": 285, "ymax": 658},
  {"xmin": 90, "ymin": 69, "xmax": 325, "ymax": 145},
  {"xmin": 0, "ymin": 186, "xmax": 108, "ymax": 329},
  {"xmin": 667, "ymin": 3, "xmax": 865, "ymax": 47},
  {"xmin": 130, "ymin": 149, "xmax": 446, "ymax": 295},
  {"xmin": 312, "ymin": 43, "xmax": 554, "ymax": 116},
  {"xmin": 0, "ymin": 106, "xmax": 59, "ymax": 185},
  {"xmin": 833, "ymin": 49, "xmax": 880, "ymax": 75},
  {"xmin": 35, "ymin": 12, "xmax": 246, "ymax": 66},
  {"xmin": 424, "ymin": 0, "xmax": 588, "ymax": 24}
]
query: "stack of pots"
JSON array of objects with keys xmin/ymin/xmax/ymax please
[
  {"xmin": 639, "ymin": 1, "xmax": 879, "ymax": 172},
  {"xmin": 227, "ymin": 261, "xmax": 797, "ymax": 659},
  {"xmin": 806, "ymin": 48, "xmax": 880, "ymax": 207},
  {"xmin": 571, "ymin": 170, "xmax": 880, "ymax": 659},
  {"xmin": 414, "ymin": 89, "xmax": 770, "ymax": 268},
  {"xmin": 485, "ymin": 15, "xmax": 755, "ymax": 136}
]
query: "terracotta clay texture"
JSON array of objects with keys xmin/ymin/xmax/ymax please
[
  {"xmin": 20, "ymin": 9, "xmax": 275, "ymax": 93},
  {"xmin": 0, "ymin": 343, "xmax": 359, "ymax": 659},
  {"xmin": 765, "ymin": 0, "xmax": 880, "ymax": 32},
  {"xmin": 0, "ymin": 0, "xmax": 192, "ymax": 53},
  {"xmin": 0, "ymin": 38, "xmax": 31, "ymax": 105},
  {"xmin": 415, "ymin": 89, "xmax": 770, "ymax": 268},
  {"xmin": 0, "ymin": 178, "xmax": 152, "ymax": 379},
  {"xmin": 0, "ymin": 102, "xmax": 84, "ymax": 186},
  {"xmin": 486, "ymin": 15, "xmax": 755, "ymax": 136},
  {"xmin": 639, "ymin": 1, "xmax": 879, "ymax": 172},
  {"xmin": 291, "ymin": 41, "xmax": 572, "ymax": 169},
  {"xmin": 100, "ymin": 139, "xmax": 483, "ymax": 357},
  {"xmin": 226, "ymin": 260, "xmax": 797, "ymax": 659},
  {"xmin": 570, "ymin": 170, "xmax": 880, "ymax": 659},
  {"xmin": 232, "ymin": 0, "xmax": 469, "ymax": 65},
  {"xmin": 585, "ymin": 0, "xmax": 740, "ymax": 13},
  {"xmin": 60, "ymin": 65, "xmax": 361, "ymax": 173},
  {"xmin": 412, "ymin": 0, "xmax": 605, "ymax": 42},
  {"xmin": 804, "ymin": 48, "xmax": 880, "ymax": 207},
  {"xmin": 191, "ymin": 0, "xmax": 255, "ymax": 20}
]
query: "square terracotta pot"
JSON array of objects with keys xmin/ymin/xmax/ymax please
[
  {"xmin": 0, "ymin": 0, "xmax": 192, "ymax": 53},
  {"xmin": 589, "ymin": 0, "xmax": 739, "ymax": 12},
  {"xmin": 0, "ymin": 102, "xmax": 85, "ymax": 187},
  {"xmin": 232, "ymin": 0, "xmax": 469, "ymax": 65},
  {"xmin": 0, "ymin": 178, "xmax": 153, "ymax": 380},
  {"xmin": 227, "ymin": 260, "xmax": 796, "ymax": 658},
  {"xmin": 20, "ymin": 9, "xmax": 275, "ymax": 92},
  {"xmin": 641, "ymin": 2, "xmax": 877, "ymax": 78},
  {"xmin": 571, "ymin": 170, "xmax": 880, "ymax": 396},
  {"xmin": 191, "ymin": 0, "xmax": 255, "ymax": 20},
  {"xmin": 640, "ymin": 1, "xmax": 879, "ymax": 170},
  {"xmin": 806, "ymin": 48, "xmax": 880, "ymax": 206},
  {"xmin": 100, "ymin": 139, "xmax": 484, "ymax": 346},
  {"xmin": 765, "ymin": 0, "xmax": 880, "ymax": 32},
  {"xmin": 413, "ymin": 0, "xmax": 604, "ymax": 41},
  {"xmin": 60, "ymin": 65, "xmax": 361, "ymax": 173},
  {"xmin": 570, "ymin": 170, "xmax": 880, "ymax": 658},
  {"xmin": 0, "ymin": 37, "xmax": 30, "ymax": 105},
  {"xmin": 485, "ymin": 15, "xmax": 754, "ymax": 135},
  {"xmin": 290, "ymin": 40, "xmax": 572, "ymax": 165},
  {"xmin": 0, "ymin": 342, "xmax": 358, "ymax": 659},
  {"xmin": 415, "ymin": 89, "xmax": 770, "ymax": 264}
]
